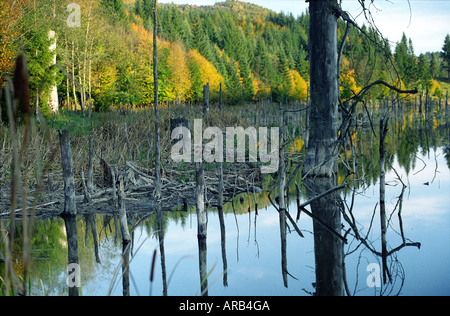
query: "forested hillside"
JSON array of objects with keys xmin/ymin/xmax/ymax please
[{"xmin": 0, "ymin": 0, "xmax": 448, "ymax": 116}]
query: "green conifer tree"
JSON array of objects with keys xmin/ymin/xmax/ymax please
[
  {"xmin": 101, "ymin": 0, "xmax": 127, "ymax": 23},
  {"xmin": 430, "ymin": 53, "xmax": 440, "ymax": 78},
  {"xmin": 417, "ymin": 54, "xmax": 431, "ymax": 91},
  {"xmin": 442, "ymin": 34, "xmax": 450, "ymax": 80}
]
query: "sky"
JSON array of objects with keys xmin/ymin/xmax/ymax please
[{"xmin": 159, "ymin": 0, "xmax": 450, "ymax": 55}]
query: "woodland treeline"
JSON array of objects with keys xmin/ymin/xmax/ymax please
[{"xmin": 0, "ymin": 0, "xmax": 449, "ymax": 117}]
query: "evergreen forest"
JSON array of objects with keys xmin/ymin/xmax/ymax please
[{"xmin": 1, "ymin": 0, "xmax": 449, "ymax": 117}]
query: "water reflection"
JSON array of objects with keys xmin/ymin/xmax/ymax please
[
  {"xmin": 156, "ymin": 207, "xmax": 168, "ymax": 296},
  {"xmin": 303, "ymin": 176, "xmax": 344, "ymax": 296},
  {"xmin": 62, "ymin": 214, "xmax": 79, "ymax": 296},
  {"xmin": 1, "ymin": 109, "xmax": 449, "ymax": 296}
]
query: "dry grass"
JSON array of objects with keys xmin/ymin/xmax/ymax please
[
  {"xmin": 1, "ymin": 74, "xmax": 58, "ymax": 295},
  {"xmin": 0, "ymin": 96, "xmax": 278, "ymax": 295},
  {"xmin": 0, "ymin": 102, "xmax": 250, "ymax": 210}
]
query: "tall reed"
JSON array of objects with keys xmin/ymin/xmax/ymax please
[{"xmin": 0, "ymin": 55, "xmax": 57, "ymax": 295}]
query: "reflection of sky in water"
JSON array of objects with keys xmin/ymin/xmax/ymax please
[
  {"xmin": 78, "ymin": 148, "xmax": 449, "ymax": 296},
  {"xmin": 343, "ymin": 147, "xmax": 450, "ymax": 296}
]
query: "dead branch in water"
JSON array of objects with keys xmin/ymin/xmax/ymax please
[{"xmin": 1, "ymin": 155, "xmax": 262, "ymax": 219}]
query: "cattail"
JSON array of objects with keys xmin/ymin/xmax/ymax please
[
  {"xmin": 150, "ymin": 249, "xmax": 157, "ymax": 283},
  {"xmin": 13, "ymin": 55, "xmax": 31, "ymax": 116}
]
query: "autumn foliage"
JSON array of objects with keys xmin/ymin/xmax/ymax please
[
  {"xmin": 2, "ymin": 0, "xmax": 442, "ymax": 114},
  {"xmin": 0, "ymin": 0, "xmax": 28, "ymax": 87},
  {"xmin": 128, "ymin": 22, "xmax": 223, "ymax": 105}
]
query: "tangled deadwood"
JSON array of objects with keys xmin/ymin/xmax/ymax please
[{"xmin": 0, "ymin": 158, "xmax": 262, "ymax": 219}]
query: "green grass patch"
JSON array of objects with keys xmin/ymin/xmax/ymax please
[
  {"xmin": 46, "ymin": 110, "xmax": 108, "ymax": 135},
  {"xmin": 45, "ymin": 110, "xmax": 143, "ymax": 136}
]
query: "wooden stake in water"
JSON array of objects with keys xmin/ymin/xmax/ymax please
[
  {"xmin": 59, "ymin": 129, "xmax": 76, "ymax": 216},
  {"xmin": 196, "ymin": 161, "xmax": 208, "ymax": 296}
]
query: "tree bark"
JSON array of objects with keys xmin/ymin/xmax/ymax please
[
  {"xmin": 217, "ymin": 161, "xmax": 228, "ymax": 287},
  {"xmin": 153, "ymin": 0, "xmax": 162, "ymax": 199},
  {"xmin": 304, "ymin": 177, "xmax": 344, "ymax": 296},
  {"xmin": 71, "ymin": 41, "xmax": 79, "ymax": 112},
  {"xmin": 63, "ymin": 215, "xmax": 79, "ymax": 296},
  {"xmin": 156, "ymin": 206, "xmax": 168, "ymax": 295},
  {"xmin": 196, "ymin": 161, "xmax": 208, "ymax": 296},
  {"xmin": 60, "ymin": 130, "xmax": 78, "ymax": 296},
  {"xmin": 304, "ymin": 0, "xmax": 344, "ymax": 296},
  {"xmin": 77, "ymin": 51, "xmax": 85, "ymax": 116},
  {"xmin": 304, "ymin": 0, "xmax": 339, "ymax": 178},
  {"xmin": 88, "ymin": 42, "xmax": 93, "ymax": 118},
  {"xmin": 59, "ymin": 130, "xmax": 76, "ymax": 216},
  {"xmin": 118, "ymin": 175, "xmax": 131, "ymax": 244},
  {"xmin": 203, "ymin": 82, "xmax": 210, "ymax": 119},
  {"xmin": 278, "ymin": 114, "xmax": 288, "ymax": 288},
  {"xmin": 65, "ymin": 38, "xmax": 71, "ymax": 111},
  {"xmin": 81, "ymin": 171, "xmax": 92, "ymax": 205},
  {"xmin": 48, "ymin": 30, "xmax": 58, "ymax": 113},
  {"xmin": 83, "ymin": 3, "xmax": 92, "ymax": 117},
  {"xmin": 87, "ymin": 134, "xmax": 94, "ymax": 191},
  {"xmin": 379, "ymin": 117, "xmax": 391, "ymax": 284},
  {"xmin": 118, "ymin": 175, "xmax": 131, "ymax": 296}
]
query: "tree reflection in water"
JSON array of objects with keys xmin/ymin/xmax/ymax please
[{"xmin": 1, "ymin": 107, "xmax": 449, "ymax": 296}]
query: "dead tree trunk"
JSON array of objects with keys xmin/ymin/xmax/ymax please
[
  {"xmin": 419, "ymin": 93, "xmax": 423, "ymax": 116},
  {"xmin": 64, "ymin": 215, "xmax": 79, "ymax": 296},
  {"xmin": 196, "ymin": 161, "xmax": 208, "ymax": 296},
  {"xmin": 59, "ymin": 130, "xmax": 76, "ymax": 216},
  {"xmin": 217, "ymin": 161, "xmax": 228, "ymax": 287},
  {"xmin": 111, "ymin": 167, "xmax": 118, "ymax": 208},
  {"xmin": 379, "ymin": 117, "xmax": 391, "ymax": 284},
  {"xmin": 446, "ymin": 90, "xmax": 449, "ymax": 120},
  {"xmin": 87, "ymin": 134, "xmax": 94, "ymax": 192},
  {"xmin": 203, "ymin": 82, "xmax": 210, "ymax": 119},
  {"xmin": 81, "ymin": 171, "xmax": 92, "ymax": 205},
  {"xmin": 118, "ymin": 175, "xmax": 131, "ymax": 243},
  {"xmin": 88, "ymin": 214, "xmax": 101, "ymax": 264},
  {"xmin": 446, "ymin": 90, "xmax": 448, "ymax": 110},
  {"xmin": 118, "ymin": 175, "xmax": 131, "ymax": 296},
  {"xmin": 278, "ymin": 114, "xmax": 288, "ymax": 288},
  {"xmin": 304, "ymin": 0, "xmax": 343, "ymax": 296},
  {"xmin": 59, "ymin": 129, "xmax": 79, "ymax": 296},
  {"xmin": 304, "ymin": 0, "xmax": 339, "ymax": 178},
  {"xmin": 156, "ymin": 206, "xmax": 168, "ymax": 295},
  {"xmin": 153, "ymin": 0, "xmax": 162, "ymax": 200}
]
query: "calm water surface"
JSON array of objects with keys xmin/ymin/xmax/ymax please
[
  {"xmin": 2, "ymin": 112, "xmax": 450, "ymax": 296},
  {"xmin": 20, "ymin": 147, "xmax": 450, "ymax": 296}
]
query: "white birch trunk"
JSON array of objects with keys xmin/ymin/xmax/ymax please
[{"xmin": 48, "ymin": 30, "xmax": 58, "ymax": 113}]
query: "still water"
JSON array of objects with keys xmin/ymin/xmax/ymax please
[
  {"xmin": 20, "ymin": 149, "xmax": 450, "ymax": 296},
  {"xmin": 2, "ymin": 112, "xmax": 450, "ymax": 296}
]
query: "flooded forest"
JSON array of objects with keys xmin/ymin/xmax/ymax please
[{"xmin": 1, "ymin": 0, "xmax": 450, "ymax": 297}]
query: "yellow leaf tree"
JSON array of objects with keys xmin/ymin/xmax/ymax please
[
  {"xmin": 188, "ymin": 49, "xmax": 224, "ymax": 101},
  {"xmin": 339, "ymin": 56, "xmax": 361, "ymax": 100},
  {"xmin": 289, "ymin": 69, "xmax": 308, "ymax": 101},
  {"xmin": 167, "ymin": 42, "xmax": 192, "ymax": 102},
  {"xmin": 0, "ymin": 0, "xmax": 28, "ymax": 87}
]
